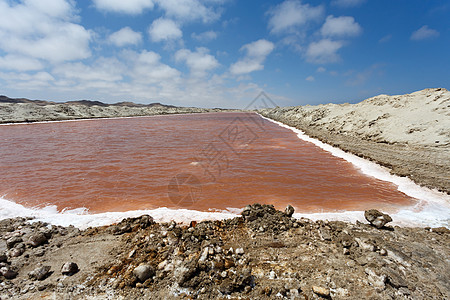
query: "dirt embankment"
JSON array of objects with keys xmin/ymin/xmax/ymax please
[
  {"xmin": 259, "ymin": 88, "xmax": 450, "ymax": 193},
  {"xmin": 1, "ymin": 204, "xmax": 449, "ymax": 299}
]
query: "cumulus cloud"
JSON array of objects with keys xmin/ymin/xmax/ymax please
[
  {"xmin": 53, "ymin": 58, "xmax": 125, "ymax": 82},
  {"xmin": 305, "ymin": 75, "xmax": 314, "ymax": 81},
  {"xmin": 306, "ymin": 39, "xmax": 343, "ymax": 64},
  {"xmin": 267, "ymin": 0, "xmax": 324, "ymax": 34},
  {"xmin": 191, "ymin": 31, "xmax": 218, "ymax": 42},
  {"xmin": 0, "ymin": 55, "xmax": 44, "ymax": 71},
  {"xmin": 411, "ymin": 25, "xmax": 439, "ymax": 41},
  {"xmin": 25, "ymin": 0, "xmax": 75, "ymax": 18},
  {"xmin": 130, "ymin": 50, "xmax": 181, "ymax": 84},
  {"xmin": 148, "ymin": 18, "xmax": 182, "ymax": 42},
  {"xmin": 230, "ymin": 39, "xmax": 275, "ymax": 75},
  {"xmin": 92, "ymin": 0, "xmax": 154, "ymax": 14},
  {"xmin": 332, "ymin": 0, "xmax": 366, "ymax": 7},
  {"xmin": 108, "ymin": 27, "xmax": 142, "ymax": 47},
  {"xmin": 0, "ymin": 71, "xmax": 55, "ymax": 90},
  {"xmin": 0, "ymin": 0, "xmax": 91, "ymax": 63},
  {"xmin": 175, "ymin": 48, "xmax": 219, "ymax": 77},
  {"xmin": 321, "ymin": 16, "xmax": 362, "ymax": 37},
  {"xmin": 155, "ymin": 0, "xmax": 221, "ymax": 23}
]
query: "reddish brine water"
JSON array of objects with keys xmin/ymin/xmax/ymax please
[{"xmin": 0, "ymin": 112, "xmax": 416, "ymax": 213}]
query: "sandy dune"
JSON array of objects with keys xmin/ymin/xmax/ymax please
[{"xmin": 265, "ymin": 88, "xmax": 449, "ymax": 146}]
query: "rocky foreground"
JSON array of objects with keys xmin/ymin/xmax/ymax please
[
  {"xmin": 1, "ymin": 204, "xmax": 449, "ymax": 299},
  {"xmin": 259, "ymin": 88, "xmax": 450, "ymax": 193}
]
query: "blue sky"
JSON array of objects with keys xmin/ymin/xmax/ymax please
[{"xmin": 0, "ymin": 0, "xmax": 449, "ymax": 108}]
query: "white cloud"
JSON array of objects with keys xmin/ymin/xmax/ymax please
[
  {"xmin": 175, "ymin": 48, "xmax": 219, "ymax": 77},
  {"xmin": 0, "ymin": 71, "xmax": 54, "ymax": 90},
  {"xmin": 306, "ymin": 75, "xmax": 315, "ymax": 81},
  {"xmin": 306, "ymin": 39, "xmax": 343, "ymax": 64},
  {"xmin": 332, "ymin": 0, "xmax": 366, "ymax": 7},
  {"xmin": 411, "ymin": 25, "xmax": 439, "ymax": 41},
  {"xmin": 191, "ymin": 30, "xmax": 218, "ymax": 42},
  {"xmin": 53, "ymin": 58, "xmax": 125, "ymax": 82},
  {"xmin": 379, "ymin": 34, "xmax": 392, "ymax": 43},
  {"xmin": 130, "ymin": 50, "xmax": 181, "ymax": 84},
  {"xmin": 321, "ymin": 16, "xmax": 362, "ymax": 37},
  {"xmin": 25, "ymin": 0, "xmax": 75, "ymax": 18},
  {"xmin": 230, "ymin": 39, "xmax": 275, "ymax": 75},
  {"xmin": 93, "ymin": 0, "xmax": 154, "ymax": 14},
  {"xmin": 109, "ymin": 27, "xmax": 142, "ymax": 47},
  {"xmin": 155, "ymin": 0, "xmax": 221, "ymax": 23},
  {"xmin": 267, "ymin": 0, "xmax": 324, "ymax": 34},
  {"xmin": 0, "ymin": 55, "xmax": 44, "ymax": 71},
  {"xmin": 148, "ymin": 18, "xmax": 182, "ymax": 42},
  {"xmin": 0, "ymin": 0, "xmax": 91, "ymax": 63},
  {"xmin": 316, "ymin": 67, "xmax": 326, "ymax": 72}
]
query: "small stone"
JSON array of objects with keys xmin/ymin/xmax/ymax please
[
  {"xmin": 61, "ymin": 262, "xmax": 79, "ymax": 276},
  {"xmin": 319, "ymin": 228, "xmax": 332, "ymax": 241},
  {"xmin": 28, "ymin": 266, "xmax": 52, "ymax": 281},
  {"xmin": 365, "ymin": 268, "xmax": 386, "ymax": 289},
  {"xmin": 235, "ymin": 248, "xmax": 245, "ymax": 255},
  {"xmin": 431, "ymin": 227, "xmax": 450, "ymax": 234},
  {"xmin": 263, "ymin": 286, "xmax": 272, "ymax": 295},
  {"xmin": 343, "ymin": 248, "xmax": 350, "ymax": 255},
  {"xmin": 157, "ymin": 260, "xmax": 167, "ymax": 270},
  {"xmin": 340, "ymin": 233, "xmax": 353, "ymax": 248},
  {"xmin": 379, "ymin": 249, "xmax": 387, "ymax": 256},
  {"xmin": 128, "ymin": 250, "xmax": 136, "ymax": 258},
  {"xmin": 224, "ymin": 258, "xmax": 235, "ymax": 269},
  {"xmin": 312, "ymin": 285, "xmax": 330, "ymax": 297},
  {"xmin": 133, "ymin": 264, "xmax": 155, "ymax": 282},
  {"xmin": 364, "ymin": 209, "xmax": 392, "ymax": 229},
  {"xmin": 220, "ymin": 271, "xmax": 227, "ymax": 278},
  {"xmin": 28, "ymin": 233, "xmax": 48, "ymax": 247},
  {"xmin": 8, "ymin": 247, "xmax": 24, "ymax": 258},
  {"xmin": 385, "ymin": 268, "xmax": 408, "ymax": 288},
  {"xmin": 285, "ymin": 205, "xmax": 295, "ymax": 217},
  {"xmin": 6, "ymin": 236, "xmax": 23, "ymax": 249},
  {"xmin": 0, "ymin": 253, "xmax": 7, "ymax": 263},
  {"xmin": 0, "ymin": 267, "xmax": 18, "ymax": 279},
  {"xmin": 198, "ymin": 247, "xmax": 209, "ymax": 263}
]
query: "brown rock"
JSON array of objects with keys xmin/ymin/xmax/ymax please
[
  {"xmin": 28, "ymin": 233, "xmax": 48, "ymax": 247},
  {"xmin": 312, "ymin": 285, "xmax": 330, "ymax": 297},
  {"xmin": 29, "ymin": 266, "xmax": 52, "ymax": 281},
  {"xmin": 285, "ymin": 205, "xmax": 295, "ymax": 217},
  {"xmin": 224, "ymin": 258, "xmax": 235, "ymax": 269},
  {"xmin": 364, "ymin": 209, "xmax": 392, "ymax": 228},
  {"xmin": 61, "ymin": 262, "xmax": 79, "ymax": 275}
]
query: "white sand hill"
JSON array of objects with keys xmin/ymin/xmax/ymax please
[{"xmin": 293, "ymin": 88, "xmax": 449, "ymax": 146}]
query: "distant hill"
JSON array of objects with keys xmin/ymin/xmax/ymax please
[{"xmin": 0, "ymin": 95, "xmax": 175, "ymax": 108}]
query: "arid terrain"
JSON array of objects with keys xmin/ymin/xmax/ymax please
[
  {"xmin": 1, "ymin": 204, "xmax": 449, "ymax": 299},
  {"xmin": 0, "ymin": 89, "xmax": 449, "ymax": 299},
  {"xmin": 0, "ymin": 96, "xmax": 225, "ymax": 124}
]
